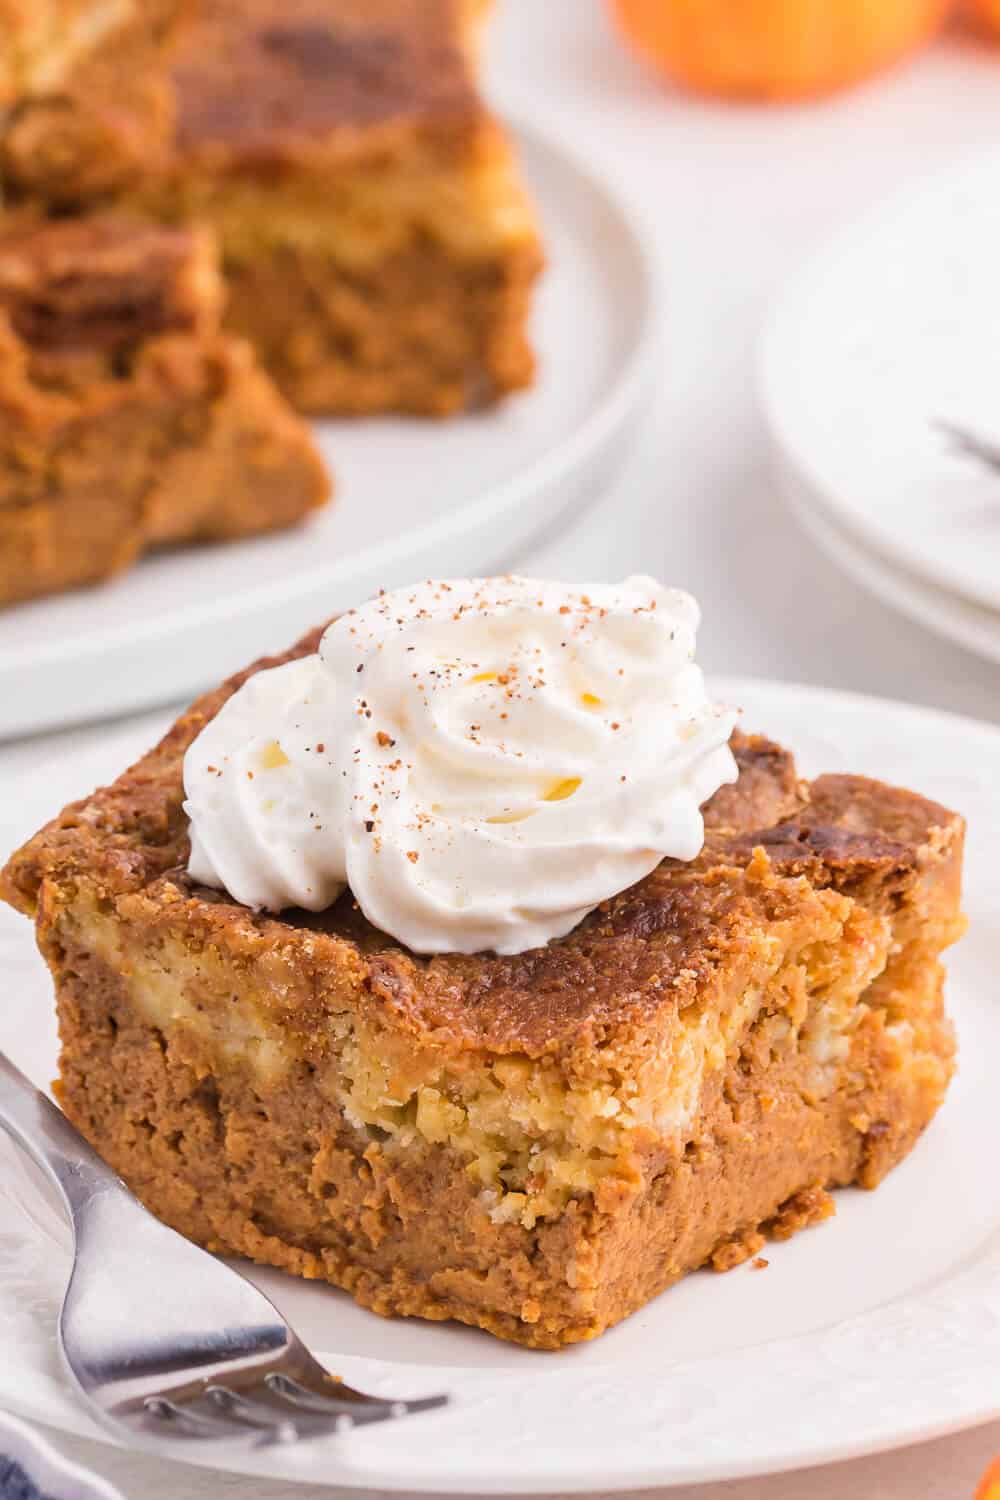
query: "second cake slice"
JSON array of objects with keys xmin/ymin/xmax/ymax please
[{"xmin": 0, "ymin": 215, "xmax": 331, "ymax": 608}]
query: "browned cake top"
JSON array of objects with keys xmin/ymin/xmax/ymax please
[
  {"xmin": 1, "ymin": 621, "xmax": 965, "ymax": 1058},
  {"xmin": 167, "ymin": 0, "xmax": 482, "ymax": 165},
  {"xmin": 0, "ymin": 216, "xmax": 220, "ymax": 353}
]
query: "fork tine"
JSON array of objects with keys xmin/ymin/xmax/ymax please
[
  {"xmin": 265, "ymin": 1371, "xmax": 397, "ymax": 1414},
  {"xmin": 273, "ymin": 1368, "xmax": 409, "ymax": 1407},
  {"xmin": 266, "ymin": 1371, "xmax": 446, "ymax": 1422},
  {"xmin": 139, "ymin": 1378, "xmax": 442, "ymax": 1449},
  {"xmin": 204, "ymin": 1387, "xmax": 311, "ymax": 1441},
  {"xmin": 142, "ymin": 1397, "xmax": 264, "ymax": 1443},
  {"xmin": 121, "ymin": 1362, "xmax": 446, "ymax": 1448}
]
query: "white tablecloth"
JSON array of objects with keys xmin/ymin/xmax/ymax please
[{"xmin": 5, "ymin": 0, "xmax": 1000, "ymax": 1493}]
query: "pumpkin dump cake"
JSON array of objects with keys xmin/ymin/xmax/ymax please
[
  {"xmin": 0, "ymin": 215, "xmax": 329, "ymax": 608},
  {"xmin": 0, "ymin": 579, "xmax": 964, "ymax": 1348},
  {"xmin": 3, "ymin": 0, "xmax": 544, "ymax": 416}
]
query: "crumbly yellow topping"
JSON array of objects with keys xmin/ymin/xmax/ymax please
[
  {"xmin": 70, "ymin": 889, "xmax": 894, "ymax": 1229},
  {"xmin": 125, "ymin": 137, "xmax": 538, "ymax": 269}
]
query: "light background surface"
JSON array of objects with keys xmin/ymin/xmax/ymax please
[{"xmin": 4, "ymin": 0, "xmax": 1000, "ymax": 1493}]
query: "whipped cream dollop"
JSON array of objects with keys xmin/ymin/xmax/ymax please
[{"xmin": 184, "ymin": 577, "xmax": 739, "ymax": 955}]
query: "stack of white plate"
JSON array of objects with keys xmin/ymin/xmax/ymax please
[{"xmin": 761, "ymin": 147, "xmax": 1000, "ymax": 665}]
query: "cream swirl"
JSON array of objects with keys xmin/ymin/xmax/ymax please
[
  {"xmin": 185, "ymin": 655, "xmax": 344, "ymax": 915},
  {"xmin": 184, "ymin": 576, "xmax": 739, "ymax": 955}
]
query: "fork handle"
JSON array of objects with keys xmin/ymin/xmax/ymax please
[{"xmin": 0, "ymin": 1050, "xmax": 121, "ymax": 1220}]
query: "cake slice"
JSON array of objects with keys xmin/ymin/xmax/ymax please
[
  {"xmin": 0, "ymin": 0, "xmax": 187, "ymax": 199},
  {"xmin": 0, "ymin": 625, "xmax": 965, "ymax": 1347},
  {"xmin": 0, "ymin": 216, "xmax": 330, "ymax": 608},
  {"xmin": 3, "ymin": 0, "xmax": 544, "ymax": 416}
]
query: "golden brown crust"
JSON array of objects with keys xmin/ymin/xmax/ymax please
[
  {"xmin": 704, "ymin": 732, "xmax": 804, "ymax": 833},
  {"xmin": 170, "ymin": 0, "xmax": 481, "ymax": 167}
]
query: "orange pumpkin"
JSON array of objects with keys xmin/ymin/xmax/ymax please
[
  {"xmin": 609, "ymin": 0, "xmax": 952, "ymax": 101},
  {"xmin": 965, "ymin": 0, "xmax": 1000, "ymax": 35},
  {"xmin": 975, "ymin": 1456, "xmax": 1000, "ymax": 1500}
]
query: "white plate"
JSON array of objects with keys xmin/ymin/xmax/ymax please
[
  {"xmin": 761, "ymin": 147, "xmax": 1000, "ymax": 615},
  {"xmin": 777, "ymin": 437, "xmax": 1000, "ymax": 667},
  {"xmin": 0, "ymin": 121, "xmax": 658, "ymax": 741},
  {"xmin": 2, "ymin": 678, "xmax": 999, "ymax": 1493}
]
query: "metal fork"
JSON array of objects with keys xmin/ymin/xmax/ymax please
[{"xmin": 0, "ymin": 1051, "xmax": 448, "ymax": 1450}]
